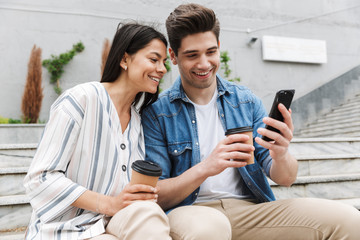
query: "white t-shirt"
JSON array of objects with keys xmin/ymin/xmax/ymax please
[{"xmin": 187, "ymin": 89, "xmax": 250, "ymax": 203}]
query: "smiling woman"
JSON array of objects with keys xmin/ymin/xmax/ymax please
[{"xmin": 23, "ymin": 22, "xmax": 171, "ymax": 240}]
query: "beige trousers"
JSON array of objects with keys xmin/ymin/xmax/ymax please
[
  {"xmin": 168, "ymin": 198, "xmax": 360, "ymax": 240},
  {"xmin": 91, "ymin": 201, "xmax": 171, "ymax": 240}
]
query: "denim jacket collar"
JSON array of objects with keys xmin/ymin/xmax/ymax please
[{"xmin": 169, "ymin": 74, "xmax": 229, "ymax": 103}]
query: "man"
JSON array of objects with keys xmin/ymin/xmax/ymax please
[{"xmin": 142, "ymin": 3, "xmax": 360, "ymax": 240}]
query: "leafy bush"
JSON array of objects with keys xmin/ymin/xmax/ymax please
[
  {"xmin": 220, "ymin": 51, "xmax": 240, "ymax": 83},
  {"xmin": 42, "ymin": 42, "xmax": 85, "ymax": 95}
]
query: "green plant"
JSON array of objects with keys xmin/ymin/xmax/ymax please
[
  {"xmin": 220, "ymin": 51, "xmax": 240, "ymax": 83},
  {"xmin": 42, "ymin": 42, "xmax": 85, "ymax": 95},
  {"xmin": 9, "ymin": 118, "xmax": 22, "ymax": 124},
  {"xmin": 159, "ymin": 54, "xmax": 172, "ymax": 92},
  {"xmin": 0, "ymin": 116, "xmax": 22, "ymax": 124}
]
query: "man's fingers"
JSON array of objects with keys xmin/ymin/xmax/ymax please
[
  {"xmin": 225, "ymin": 142, "xmax": 254, "ymax": 153},
  {"xmin": 262, "ymin": 117, "xmax": 292, "ymax": 142},
  {"xmin": 223, "ymin": 133, "xmax": 250, "ymax": 145},
  {"xmin": 222, "ymin": 159, "xmax": 248, "ymax": 168},
  {"xmin": 278, "ymin": 104, "xmax": 294, "ymax": 132}
]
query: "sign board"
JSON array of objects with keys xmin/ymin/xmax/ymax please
[{"xmin": 262, "ymin": 36, "xmax": 327, "ymax": 64}]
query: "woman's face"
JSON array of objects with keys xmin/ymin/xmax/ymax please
[{"xmin": 125, "ymin": 39, "xmax": 168, "ymax": 94}]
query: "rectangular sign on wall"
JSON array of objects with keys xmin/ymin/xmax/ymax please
[{"xmin": 262, "ymin": 36, "xmax": 327, "ymax": 64}]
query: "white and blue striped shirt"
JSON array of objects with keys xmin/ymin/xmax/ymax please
[{"xmin": 24, "ymin": 82, "xmax": 145, "ymax": 239}]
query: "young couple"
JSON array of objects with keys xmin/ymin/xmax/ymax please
[{"xmin": 24, "ymin": 3, "xmax": 360, "ymax": 240}]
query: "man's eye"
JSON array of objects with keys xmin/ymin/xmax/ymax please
[{"xmin": 150, "ymin": 58, "xmax": 157, "ymax": 62}]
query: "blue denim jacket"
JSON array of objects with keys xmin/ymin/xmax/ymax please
[{"xmin": 142, "ymin": 75, "xmax": 275, "ymax": 210}]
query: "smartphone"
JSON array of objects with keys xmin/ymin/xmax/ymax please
[{"xmin": 262, "ymin": 89, "xmax": 295, "ymax": 141}]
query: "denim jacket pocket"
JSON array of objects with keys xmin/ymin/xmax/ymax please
[{"xmin": 168, "ymin": 142, "xmax": 192, "ymax": 157}]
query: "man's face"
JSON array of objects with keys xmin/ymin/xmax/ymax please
[{"xmin": 170, "ymin": 31, "xmax": 220, "ymax": 92}]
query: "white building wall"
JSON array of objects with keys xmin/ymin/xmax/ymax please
[{"xmin": 1, "ymin": 0, "xmax": 360, "ymax": 121}]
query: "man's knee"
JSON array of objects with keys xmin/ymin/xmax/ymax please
[
  {"xmin": 168, "ymin": 205, "xmax": 231, "ymax": 240},
  {"xmin": 287, "ymin": 198, "xmax": 360, "ymax": 239}
]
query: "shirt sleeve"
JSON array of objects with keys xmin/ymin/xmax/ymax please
[
  {"xmin": 24, "ymin": 104, "xmax": 87, "ymax": 223},
  {"xmin": 252, "ymin": 96, "xmax": 273, "ymax": 177},
  {"xmin": 142, "ymin": 107, "xmax": 172, "ymax": 180}
]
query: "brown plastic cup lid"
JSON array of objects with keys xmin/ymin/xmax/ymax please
[
  {"xmin": 225, "ymin": 126, "xmax": 253, "ymax": 135},
  {"xmin": 131, "ymin": 160, "xmax": 162, "ymax": 177}
]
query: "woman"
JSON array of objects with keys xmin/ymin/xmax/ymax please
[{"xmin": 24, "ymin": 22, "xmax": 171, "ymax": 239}]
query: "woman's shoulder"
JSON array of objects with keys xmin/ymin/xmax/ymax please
[
  {"xmin": 66, "ymin": 81, "xmax": 102, "ymax": 96},
  {"xmin": 51, "ymin": 82, "xmax": 102, "ymax": 112}
]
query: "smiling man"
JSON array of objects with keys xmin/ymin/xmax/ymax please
[{"xmin": 142, "ymin": 3, "xmax": 360, "ymax": 240}]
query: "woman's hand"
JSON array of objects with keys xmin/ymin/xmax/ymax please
[{"xmin": 105, "ymin": 184, "xmax": 159, "ymax": 216}]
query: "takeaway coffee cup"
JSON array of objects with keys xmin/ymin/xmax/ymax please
[
  {"xmin": 130, "ymin": 160, "xmax": 162, "ymax": 187},
  {"xmin": 225, "ymin": 126, "xmax": 254, "ymax": 165}
]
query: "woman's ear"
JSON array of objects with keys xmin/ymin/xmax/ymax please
[
  {"xmin": 169, "ymin": 48, "xmax": 177, "ymax": 65},
  {"xmin": 120, "ymin": 52, "xmax": 130, "ymax": 70}
]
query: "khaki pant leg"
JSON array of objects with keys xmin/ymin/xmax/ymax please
[
  {"xmin": 90, "ymin": 234, "xmax": 118, "ymax": 240},
  {"xmin": 220, "ymin": 198, "xmax": 360, "ymax": 240},
  {"xmin": 105, "ymin": 201, "xmax": 171, "ymax": 240},
  {"xmin": 168, "ymin": 203, "xmax": 232, "ymax": 240}
]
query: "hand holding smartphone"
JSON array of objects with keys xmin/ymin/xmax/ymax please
[{"xmin": 262, "ymin": 89, "xmax": 295, "ymax": 141}]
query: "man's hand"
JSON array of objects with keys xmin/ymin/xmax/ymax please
[
  {"xmin": 255, "ymin": 103, "xmax": 293, "ymax": 160},
  {"xmin": 199, "ymin": 133, "xmax": 253, "ymax": 177},
  {"xmin": 255, "ymin": 103, "xmax": 298, "ymax": 186}
]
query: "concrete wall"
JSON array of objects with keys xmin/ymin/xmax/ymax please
[{"xmin": 1, "ymin": 0, "xmax": 360, "ymax": 122}]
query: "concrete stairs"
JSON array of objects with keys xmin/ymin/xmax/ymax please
[
  {"xmin": 295, "ymin": 92, "xmax": 360, "ymax": 137},
  {"xmin": 0, "ymin": 143, "xmax": 36, "ymax": 239},
  {"xmin": 270, "ymin": 137, "xmax": 360, "ymax": 210},
  {"xmin": 1, "ymin": 123, "xmax": 360, "ymax": 238},
  {"xmin": 0, "ymin": 124, "xmax": 43, "ymax": 239}
]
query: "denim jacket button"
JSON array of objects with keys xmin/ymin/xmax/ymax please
[
  {"xmin": 196, "ymin": 142, "xmax": 199, "ymax": 145},
  {"xmin": 192, "ymin": 120, "xmax": 195, "ymax": 124},
  {"xmin": 174, "ymin": 150, "xmax": 178, "ymax": 153}
]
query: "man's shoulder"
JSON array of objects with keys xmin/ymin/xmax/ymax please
[
  {"xmin": 221, "ymin": 80, "xmax": 258, "ymax": 103},
  {"xmin": 143, "ymin": 88, "xmax": 177, "ymax": 117}
]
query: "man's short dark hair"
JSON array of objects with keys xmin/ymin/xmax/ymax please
[{"xmin": 166, "ymin": 3, "xmax": 220, "ymax": 55}]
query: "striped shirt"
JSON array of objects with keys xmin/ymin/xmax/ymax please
[{"xmin": 23, "ymin": 82, "xmax": 145, "ymax": 239}]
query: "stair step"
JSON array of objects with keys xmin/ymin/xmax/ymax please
[
  {"xmin": 320, "ymin": 108, "xmax": 360, "ymax": 119},
  {"xmin": 0, "ymin": 167, "xmax": 28, "ymax": 196},
  {"xmin": 0, "ymin": 144, "xmax": 37, "ymax": 168},
  {"xmin": 305, "ymin": 114, "xmax": 360, "ymax": 129},
  {"xmin": 289, "ymin": 137, "xmax": 360, "ymax": 155},
  {"xmin": 296, "ymin": 154, "xmax": 360, "ymax": 176},
  {"xmin": 0, "ymin": 195, "xmax": 31, "ymax": 232},
  {"xmin": 331, "ymin": 98, "xmax": 360, "ymax": 111},
  {"xmin": 298, "ymin": 126, "xmax": 360, "ymax": 137},
  {"xmin": 300, "ymin": 121, "xmax": 360, "ymax": 134},
  {"xmin": 0, "ymin": 124, "xmax": 44, "ymax": 144},
  {"xmin": 315, "ymin": 112, "xmax": 360, "ymax": 125},
  {"xmin": 0, "ymin": 229, "xmax": 27, "ymax": 240},
  {"xmin": 0, "ymin": 195, "xmax": 30, "ymax": 206},
  {"xmin": 270, "ymin": 173, "xmax": 360, "ymax": 201}
]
